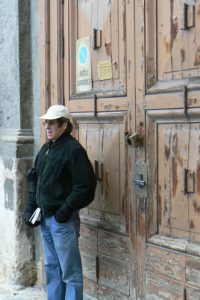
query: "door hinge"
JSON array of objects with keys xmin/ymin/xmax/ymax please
[
  {"xmin": 45, "ymin": 82, "xmax": 50, "ymax": 98},
  {"xmin": 95, "ymin": 160, "xmax": 103, "ymax": 193},
  {"xmin": 95, "ymin": 160, "xmax": 103, "ymax": 181},
  {"xmin": 96, "ymin": 256, "xmax": 100, "ymax": 283},
  {"xmin": 182, "ymin": 169, "xmax": 195, "ymax": 194},
  {"xmin": 94, "ymin": 28, "xmax": 102, "ymax": 49},
  {"xmin": 183, "ymin": 86, "xmax": 188, "ymax": 115},
  {"xmin": 62, "ymin": 35, "xmax": 65, "ymax": 58},
  {"xmin": 133, "ymin": 162, "xmax": 148, "ymax": 198},
  {"xmin": 94, "ymin": 94, "xmax": 97, "ymax": 117},
  {"xmin": 184, "ymin": 287, "xmax": 187, "ymax": 300},
  {"xmin": 183, "ymin": 4, "xmax": 195, "ymax": 30}
]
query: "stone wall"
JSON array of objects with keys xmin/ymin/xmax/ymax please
[{"xmin": 0, "ymin": 0, "xmax": 42, "ymax": 289}]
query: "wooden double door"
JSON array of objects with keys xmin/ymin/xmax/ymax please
[{"xmin": 40, "ymin": 0, "xmax": 200, "ymax": 299}]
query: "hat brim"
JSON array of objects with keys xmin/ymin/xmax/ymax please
[{"xmin": 39, "ymin": 114, "xmax": 63, "ymax": 120}]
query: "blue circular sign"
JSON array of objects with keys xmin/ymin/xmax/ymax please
[{"xmin": 78, "ymin": 45, "xmax": 89, "ymax": 65}]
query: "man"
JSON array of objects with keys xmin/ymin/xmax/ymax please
[{"xmin": 24, "ymin": 105, "xmax": 97, "ymax": 300}]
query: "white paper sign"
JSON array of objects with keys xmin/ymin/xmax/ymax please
[{"xmin": 76, "ymin": 37, "xmax": 92, "ymax": 93}]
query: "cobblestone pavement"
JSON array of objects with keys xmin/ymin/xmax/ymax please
[{"xmin": 0, "ymin": 287, "xmax": 46, "ymax": 300}]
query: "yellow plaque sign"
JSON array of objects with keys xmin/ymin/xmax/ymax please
[{"xmin": 98, "ymin": 61, "xmax": 112, "ymax": 80}]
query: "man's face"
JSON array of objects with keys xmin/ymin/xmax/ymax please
[{"xmin": 43, "ymin": 119, "xmax": 67, "ymax": 141}]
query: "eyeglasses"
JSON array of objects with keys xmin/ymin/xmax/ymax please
[{"xmin": 42, "ymin": 120, "xmax": 58, "ymax": 127}]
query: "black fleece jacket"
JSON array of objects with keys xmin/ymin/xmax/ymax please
[{"xmin": 32, "ymin": 133, "xmax": 96, "ymax": 221}]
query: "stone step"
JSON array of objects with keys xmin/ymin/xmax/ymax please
[{"xmin": 0, "ymin": 287, "xmax": 46, "ymax": 300}]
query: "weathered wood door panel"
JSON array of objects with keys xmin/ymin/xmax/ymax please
[
  {"xmin": 146, "ymin": 272, "xmax": 184, "ymax": 300},
  {"xmin": 156, "ymin": 122, "xmax": 200, "ymax": 240},
  {"xmin": 40, "ymin": 0, "xmax": 200, "ymax": 298},
  {"xmin": 40, "ymin": 0, "xmax": 135, "ymax": 298},
  {"xmin": 146, "ymin": 0, "xmax": 200, "ymax": 89},
  {"xmin": 69, "ymin": 0, "xmax": 126, "ymax": 98},
  {"xmin": 142, "ymin": 0, "xmax": 200, "ymax": 298},
  {"xmin": 78, "ymin": 116, "xmax": 128, "ymax": 234},
  {"xmin": 64, "ymin": 1, "xmax": 134, "ymax": 299},
  {"xmin": 80, "ymin": 224, "xmax": 130, "ymax": 299}
]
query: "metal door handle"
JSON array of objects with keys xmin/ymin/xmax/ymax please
[
  {"xmin": 133, "ymin": 179, "xmax": 145, "ymax": 187},
  {"xmin": 133, "ymin": 173, "xmax": 145, "ymax": 187},
  {"xmin": 133, "ymin": 163, "xmax": 147, "ymax": 197}
]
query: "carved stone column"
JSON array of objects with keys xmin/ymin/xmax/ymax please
[{"xmin": 0, "ymin": 0, "xmax": 39, "ymax": 288}]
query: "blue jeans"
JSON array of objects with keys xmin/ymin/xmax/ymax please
[{"xmin": 40, "ymin": 212, "xmax": 83, "ymax": 300}]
